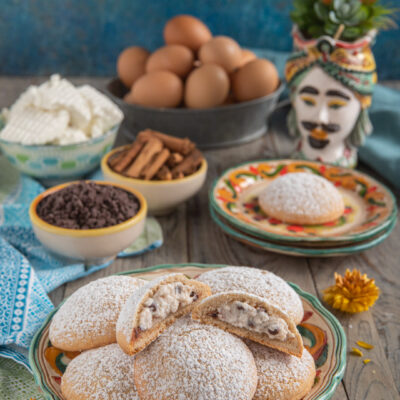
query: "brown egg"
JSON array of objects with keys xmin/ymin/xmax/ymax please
[
  {"xmin": 239, "ymin": 49, "xmax": 257, "ymax": 67},
  {"xmin": 198, "ymin": 36, "xmax": 242, "ymax": 73},
  {"xmin": 127, "ymin": 71, "xmax": 183, "ymax": 108},
  {"xmin": 232, "ymin": 58, "xmax": 279, "ymax": 102},
  {"xmin": 164, "ymin": 15, "xmax": 212, "ymax": 52},
  {"xmin": 185, "ymin": 64, "xmax": 230, "ymax": 109},
  {"xmin": 117, "ymin": 46, "xmax": 150, "ymax": 88},
  {"xmin": 146, "ymin": 45, "xmax": 194, "ymax": 78}
]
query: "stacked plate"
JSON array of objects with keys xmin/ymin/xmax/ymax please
[{"xmin": 209, "ymin": 159, "xmax": 397, "ymax": 257}]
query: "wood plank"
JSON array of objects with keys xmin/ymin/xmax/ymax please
[
  {"xmin": 5, "ymin": 76, "xmax": 400, "ymax": 398},
  {"xmin": 330, "ymin": 384, "xmax": 349, "ymax": 400},
  {"xmin": 63, "ymin": 204, "xmax": 188, "ymax": 297},
  {"xmin": 308, "ymin": 214, "xmax": 400, "ymax": 400},
  {"xmin": 48, "ymin": 285, "xmax": 65, "ymax": 307},
  {"xmin": 187, "ymin": 140, "xmax": 315, "ymax": 283},
  {"xmin": 361, "ymin": 213, "xmax": 400, "ymax": 392},
  {"xmin": 188, "ymin": 141, "xmax": 349, "ymax": 397}
]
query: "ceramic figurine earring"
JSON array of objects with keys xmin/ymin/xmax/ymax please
[{"xmin": 285, "ymin": 29, "xmax": 377, "ymax": 168}]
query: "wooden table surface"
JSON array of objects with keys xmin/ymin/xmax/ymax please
[{"xmin": 1, "ymin": 77, "xmax": 399, "ymax": 400}]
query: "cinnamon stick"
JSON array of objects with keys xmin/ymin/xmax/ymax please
[
  {"xmin": 171, "ymin": 149, "xmax": 203, "ymax": 176},
  {"xmin": 172, "ymin": 171, "xmax": 185, "ymax": 180},
  {"xmin": 125, "ymin": 137, "xmax": 163, "ymax": 178},
  {"xmin": 138, "ymin": 129, "xmax": 195, "ymax": 155},
  {"xmin": 137, "ymin": 129, "xmax": 154, "ymax": 141},
  {"xmin": 112, "ymin": 132, "xmax": 154, "ymax": 173},
  {"xmin": 108, "ymin": 150, "xmax": 128, "ymax": 168},
  {"xmin": 167, "ymin": 152, "xmax": 184, "ymax": 168},
  {"xmin": 113, "ymin": 141, "xmax": 145, "ymax": 173},
  {"xmin": 142, "ymin": 148, "xmax": 171, "ymax": 180},
  {"xmin": 156, "ymin": 165, "xmax": 172, "ymax": 180}
]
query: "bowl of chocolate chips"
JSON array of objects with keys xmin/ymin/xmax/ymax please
[{"xmin": 29, "ymin": 180, "xmax": 147, "ymax": 265}]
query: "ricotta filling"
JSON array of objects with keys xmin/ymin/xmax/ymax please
[
  {"xmin": 215, "ymin": 301, "xmax": 294, "ymax": 341},
  {"xmin": 139, "ymin": 282, "xmax": 198, "ymax": 330}
]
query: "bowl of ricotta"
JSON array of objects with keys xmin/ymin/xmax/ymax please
[{"xmin": 0, "ymin": 75, "xmax": 123, "ymax": 184}]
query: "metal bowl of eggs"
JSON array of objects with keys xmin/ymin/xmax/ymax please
[{"xmin": 106, "ymin": 15, "xmax": 284, "ymax": 149}]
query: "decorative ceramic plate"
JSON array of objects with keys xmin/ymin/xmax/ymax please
[
  {"xmin": 211, "ymin": 201, "xmax": 396, "ymax": 249},
  {"xmin": 30, "ymin": 264, "xmax": 346, "ymax": 400},
  {"xmin": 211, "ymin": 205, "xmax": 396, "ymax": 257},
  {"xmin": 211, "ymin": 159, "xmax": 397, "ymax": 243}
]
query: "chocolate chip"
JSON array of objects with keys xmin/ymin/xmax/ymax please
[
  {"xmin": 190, "ymin": 291, "xmax": 198, "ymax": 300},
  {"xmin": 209, "ymin": 311, "xmax": 219, "ymax": 318},
  {"xmin": 149, "ymin": 303, "xmax": 157, "ymax": 312},
  {"xmin": 268, "ymin": 327, "xmax": 280, "ymax": 335},
  {"xmin": 236, "ymin": 304, "xmax": 244, "ymax": 311},
  {"xmin": 248, "ymin": 320, "xmax": 255, "ymax": 328},
  {"xmin": 36, "ymin": 181, "xmax": 139, "ymax": 230}
]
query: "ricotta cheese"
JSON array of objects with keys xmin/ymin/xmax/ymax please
[
  {"xmin": 217, "ymin": 301, "xmax": 294, "ymax": 341},
  {"xmin": 0, "ymin": 75, "xmax": 123, "ymax": 145}
]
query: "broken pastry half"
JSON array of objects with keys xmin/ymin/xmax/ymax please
[
  {"xmin": 192, "ymin": 292, "xmax": 304, "ymax": 357},
  {"xmin": 117, "ymin": 273, "xmax": 211, "ymax": 355}
]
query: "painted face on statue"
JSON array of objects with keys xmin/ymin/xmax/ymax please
[{"xmin": 294, "ymin": 67, "xmax": 361, "ymax": 156}]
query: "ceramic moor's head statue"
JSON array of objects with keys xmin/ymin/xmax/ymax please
[{"xmin": 285, "ymin": 30, "xmax": 377, "ymax": 167}]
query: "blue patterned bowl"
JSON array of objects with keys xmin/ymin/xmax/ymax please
[{"xmin": 0, "ymin": 117, "xmax": 119, "ymax": 185}]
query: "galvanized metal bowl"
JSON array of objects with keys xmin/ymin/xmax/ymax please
[{"xmin": 106, "ymin": 78, "xmax": 284, "ymax": 149}]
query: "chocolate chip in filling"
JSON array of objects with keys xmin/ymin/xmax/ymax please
[
  {"xmin": 138, "ymin": 282, "xmax": 198, "ymax": 331},
  {"xmin": 215, "ymin": 301, "xmax": 294, "ymax": 341}
]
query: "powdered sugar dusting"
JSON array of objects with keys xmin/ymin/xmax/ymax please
[
  {"xmin": 247, "ymin": 341, "xmax": 315, "ymax": 400},
  {"xmin": 259, "ymin": 172, "xmax": 343, "ymax": 219},
  {"xmin": 61, "ymin": 343, "xmax": 139, "ymax": 399},
  {"xmin": 197, "ymin": 267, "xmax": 303, "ymax": 324},
  {"xmin": 117, "ymin": 284, "xmax": 148, "ymax": 342},
  {"xmin": 134, "ymin": 317, "xmax": 257, "ymax": 400},
  {"xmin": 50, "ymin": 276, "xmax": 145, "ymax": 350},
  {"xmin": 117, "ymin": 273, "xmax": 183, "ymax": 343}
]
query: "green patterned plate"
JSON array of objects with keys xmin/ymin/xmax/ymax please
[
  {"xmin": 29, "ymin": 264, "xmax": 346, "ymax": 400},
  {"xmin": 211, "ymin": 204, "xmax": 396, "ymax": 257},
  {"xmin": 211, "ymin": 201, "xmax": 397, "ymax": 249},
  {"xmin": 211, "ymin": 159, "xmax": 397, "ymax": 244}
]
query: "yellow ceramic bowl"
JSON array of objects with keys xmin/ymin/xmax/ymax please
[
  {"xmin": 29, "ymin": 180, "xmax": 147, "ymax": 265},
  {"xmin": 101, "ymin": 146, "xmax": 208, "ymax": 215}
]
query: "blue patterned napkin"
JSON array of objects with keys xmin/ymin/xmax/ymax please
[{"xmin": 0, "ymin": 157, "xmax": 163, "ymax": 370}]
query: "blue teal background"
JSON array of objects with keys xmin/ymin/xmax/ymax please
[{"xmin": 1, "ymin": 0, "xmax": 399, "ymax": 79}]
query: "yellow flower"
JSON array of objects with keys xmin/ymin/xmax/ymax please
[
  {"xmin": 356, "ymin": 340, "xmax": 374, "ymax": 350},
  {"xmin": 351, "ymin": 348, "xmax": 363, "ymax": 357},
  {"xmin": 323, "ymin": 269, "xmax": 379, "ymax": 313}
]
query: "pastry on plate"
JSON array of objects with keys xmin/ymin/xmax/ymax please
[
  {"xmin": 192, "ymin": 291, "xmax": 303, "ymax": 357},
  {"xmin": 258, "ymin": 172, "xmax": 344, "ymax": 225},
  {"xmin": 197, "ymin": 266, "xmax": 304, "ymax": 324},
  {"xmin": 247, "ymin": 341, "xmax": 316, "ymax": 400},
  {"xmin": 61, "ymin": 343, "xmax": 139, "ymax": 400},
  {"xmin": 134, "ymin": 317, "xmax": 258, "ymax": 400},
  {"xmin": 49, "ymin": 275, "xmax": 145, "ymax": 351},
  {"xmin": 116, "ymin": 273, "xmax": 211, "ymax": 355}
]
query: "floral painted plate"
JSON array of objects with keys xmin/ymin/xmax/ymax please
[
  {"xmin": 211, "ymin": 201, "xmax": 396, "ymax": 249},
  {"xmin": 211, "ymin": 159, "xmax": 397, "ymax": 243},
  {"xmin": 29, "ymin": 264, "xmax": 346, "ymax": 400},
  {"xmin": 211, "ymin": 205, "xmax": 396, "ymax": 257}
]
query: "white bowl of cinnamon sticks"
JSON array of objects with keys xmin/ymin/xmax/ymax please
[{"xmin": 101, "ymin": 129, "xmax": 207, "ymax": 215}]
